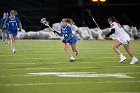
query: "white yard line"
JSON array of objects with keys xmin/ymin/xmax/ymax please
[
  {"xmin": 0, "ymin": 63, "xmax": 36, "ymax": 65},
  {"xmin": 24, "ymin": 58, "xmax": 52, "ymax": 59},
  {"xmin": 0, "ymin": 55, "xmax": 22, "ymax": 56},
  {"xmin": 0, "ymin": 81, "xmax": 140, "ymax": 87},
  {"xmin": 0, "ymin": 67, "xmax": 102, "ymax": 71},
  {"xmin": 115, "ymin": 66, "xmax": 140, "ymax": 68},
  {"xmin": 0, "ymin": 75, "xmax": 34, "ymax": 78},
  {"xmin": 1, "ymin": 64, "xmax": 140, "ymax": 71},
  {"xmin": 28, "ymin": 72, "xmax": 133, "ymax": 78},
  {"xmin": 0, "ymin": 57, "xmax": 53, "ymax": 60},
  {"xmin": 0, "ymin": 68, "xmax": 55, "ymax": 71},
  {"xmin": 0, "ymin": 72, "xmax": 132, "ymax": 78},
  {"xmin": 0, "ymin": 61, "xmax": 114, "ymax": 65},
  {"xmin": 0, "ymin": 72, "xmax": 135, "ymax": 78}
]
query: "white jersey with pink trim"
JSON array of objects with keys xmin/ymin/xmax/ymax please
[{"xmin": 111, "ymin": 22, "xmax": 131, "ymax": 44}]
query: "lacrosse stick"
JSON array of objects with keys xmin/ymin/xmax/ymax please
[
  {"xmin": 40, "ymin": 18, "xmax": 54, "ymax": 31},
  {"xmin": 87, "ymin": 9, "xmax": 104, "ymax": 39},
  {"xmin": 87, "ymin": 9, "xmax": 102, "ymax": 31}
]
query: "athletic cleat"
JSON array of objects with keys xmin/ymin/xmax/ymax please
[
  {"xmin": 119, "ymin": 56, "xmax": 126, "ymax": 63},
  {"xmin": 130, "ymin": 57, "xmax": 138, "ymax": 64},
  {"xmin": 70, "ymin": 57, "xmax": 75, "ymax": 62},
  {"xmin": 12, "ymin": 48, "xmax": 16, "ymax": 53},
  {"xmin": 75, "ymin": 49, "xmax": 79, "ymax": 56},
  {"xmin": 70, "ymin": 59, "xmax": 75, "ymax": 62}
]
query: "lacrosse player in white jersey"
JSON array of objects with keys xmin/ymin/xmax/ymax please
[{"xmin": 105, "ymin": 16, "xmax": 138, "ymax": 64}]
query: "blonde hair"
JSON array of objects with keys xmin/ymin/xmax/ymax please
[
  {"xmin": 62, "ymin": 18, "xmax": 75, "ymax": 25},
  {"xmin": 10, "ymin": 10, "xmax": 18, "ymax": 16}
]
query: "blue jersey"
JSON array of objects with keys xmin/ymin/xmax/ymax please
[
  {"xmin": 60, "ymin": 24, "xmax": 77, "ymax": 45},
  {"xmin": 1, "ymin": 18, "xmax": 7, "ymax": 29},
  {"xmin": 5, "ymin": 16, "xmax": 20, "ymax": 31},
  {"xmin": 60, "ymin": 24, "xmax": 74, "ymax": 40}
]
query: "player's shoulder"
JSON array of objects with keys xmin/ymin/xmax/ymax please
[
  {"xmin": 1, "ymin": 18, "xmax": 5, "ymax": 20},
  {"xmin": 15, "ymin": 16, "xmax": 20, "ymax": 19},
  {"xmin": 5, "ymin": 17, "xmax": 10, "ymax": 21},
  {"xmin": 66, "ymin": 24, "xmax": 72, "ymax": 29},
  {"xmin": 112, "ymin": 22, "xmax": 117, "ymax": 25},
  {"xmin": 111, "ymin": 22, "xmax": 117, "ymax": 27}
]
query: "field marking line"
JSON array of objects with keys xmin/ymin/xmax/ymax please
[
  {"xmin": 0, "ymin": 81, "xmax": 140, "ymax": 87},
  {"xmin": 0, "ymin": 63, "xmax": 36, "ymax": 65},
  {"xmin": 0, "ymin": 61, "xmax": 114, "ymax": 65},
  {"xmin": 115, "ymin": 66, "xmax": 140, "ymax": 68},
  {"xmin": 0, "ymin": 72, "xmax": 140, "ymax": 78},
  {"xmin": 28, "ymin": 72, "xmax": 133, "ymax": 78},
  {"xmin": 0, "ymin": 68, "xmax": 55, "ymax": 71},
  {"xmin": 1, "ymin": 64, "xmax": 140, "ymax": 71},
  {"xmin": 0, "ymin": 66, "xmax": 103, "ymax": 71},
  {"xmin": 0, "ymin": 72, "xmax": 135, "ymax": 78},
  {"xmin": 0, "ymin": 58, "xmax": 52, "ymax": 60}
]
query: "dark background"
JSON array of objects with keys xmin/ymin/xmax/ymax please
[{"xmin": 0, "ymin": 0, "xmax": 140, "ymax": 31}]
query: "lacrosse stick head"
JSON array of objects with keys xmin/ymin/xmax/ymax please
[{"xmin": 40, "ymin": 18, "xmax": 49, "ymax": 25}]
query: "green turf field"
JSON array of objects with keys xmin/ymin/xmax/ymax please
[{"xmin": 0, "ymin": 40, "xmax": 140, "ymax": 93}]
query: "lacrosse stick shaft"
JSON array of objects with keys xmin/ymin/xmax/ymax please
[
  {"xmin": 45, "ymin": 24, "xmax": 54, "ymax": 31},
  {"xmin": 87, "ymin": 9, "xmax": 101, "ymax": 30}
]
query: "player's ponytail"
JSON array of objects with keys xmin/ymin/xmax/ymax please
[
  {"xmin": 107, "ymin": 16, "xmax": 119, "ymax": 23},
  {"xmin": 62, "ymin": 18, "xmax": 75, "ymax": 26},
  {"xmin": 66, "ymin": 18, "xmax": 75, "ymax": 25}
]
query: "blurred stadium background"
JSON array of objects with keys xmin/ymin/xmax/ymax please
[
  {"xmin": 0, "ymin": 0, "xmax": 140, "ymax": 31},
  {"xmin": 1, "ymin": 0, "xmax": 140, "ymax": 40}
]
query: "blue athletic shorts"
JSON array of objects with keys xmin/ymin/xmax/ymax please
[
  {"xmin": 68, "ymin": 37, "xmax": 77, "ymax": 45},
  {"xmin": 8, "ymin": 30, "xmax": 17, "ymax": 37}
]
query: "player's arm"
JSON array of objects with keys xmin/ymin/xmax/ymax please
[
  {"xmin": 105, "ymin": 28, "xmax": 115, "ymax": 37},
  {"xmin": 0, "ymin": 19, "xmax": 2, "ymax": 29},
  {"xmin": 66, "ymin": 33, "xmax": 72, "ymax": 42},
  {"xmin": 62, "ymin": 33, "xmax": 73, "ymax": 43},
  {"xmin": 3, "ymin": 19, "xmax": 7, "ymax": 30},
  {"xmin": 18, "ymin": 21, "xmax": 22, "ymax": 31},
  {"xmin": 53, "ymin": 30, "xmax": 63, "ymax": 36},
  {"xmin": 17, "ymin": 17, "xmax": 22, "ymax": 31}
]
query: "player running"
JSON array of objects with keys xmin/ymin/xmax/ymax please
[
  {"xmin": 3, "ymin": 10, "xmax": 22, "ymax": 53},
  {"xmin": 0, "ymin": 12, "xmax": 9, "ymax": 44},
  {"xmin": 53, "ymin": 18, "xmax": 79, "ymax": 62},
  {"xmin": 105, "ymin": 16, "xmax": 138, "ymax": 64}
]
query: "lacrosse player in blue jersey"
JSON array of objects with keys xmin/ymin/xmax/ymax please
[
  {"xmin": 3, "ymin": 10, "xmax": 22, "ymax": 53},
  {"xmin": 53, "ymin": 18, "xmax": 79, "ymax": 62},
  {"xmin": 0, "ymin": 12, "xmax": 9, "ymax": 44}
]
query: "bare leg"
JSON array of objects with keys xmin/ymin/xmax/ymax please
[
  {"xmin": 71, "ymin": 44, "xmax": 77, "ymax": 52},
  {"xmin": 123, "ymin": 44, "xmax": 134, "ymax": 57},
  {"xmin": 5, "ymin": 30, "xmax": 9, "ymax": 43},
  {"xmin": 9, "ymin": 34, "xmax": 15, "ymax": 49},
  {"xmin": 112, "ymin": 40, "xmax": 126, "ymax": 63},
  {"xmin": 112, "ymin": 40, "xmax": 122, "ymax": 55},
  {"xmin": 64, "ymin": 43, "xmax": 72, "ymax": 57},
  {"xmin": 123, "ymin": 43, "xmax": 138, "ymax": 64},
  {"xmin": 71, "ymin": 44, "xmax": 79, "ymax": 56},
  {"xmin": 2, "ymin": 30, "xmax": 6, "ymax": 43},
  {"xmin": 8, "ymin": 34, "xmax": 16, "ymax": 53}
]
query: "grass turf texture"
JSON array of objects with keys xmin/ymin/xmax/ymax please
[{"xmin": 0, "ymin": 40, "xmax": 140, "ymax": 93}]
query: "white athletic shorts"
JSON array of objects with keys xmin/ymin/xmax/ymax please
[{"xmin": 117, "ymin": 36, "xmax": 131, "ymax": 45}]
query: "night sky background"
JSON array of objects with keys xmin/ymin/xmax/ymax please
[{"xmin": 0, "ymin": 0, "xmax": 140, "ymax": 31}]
